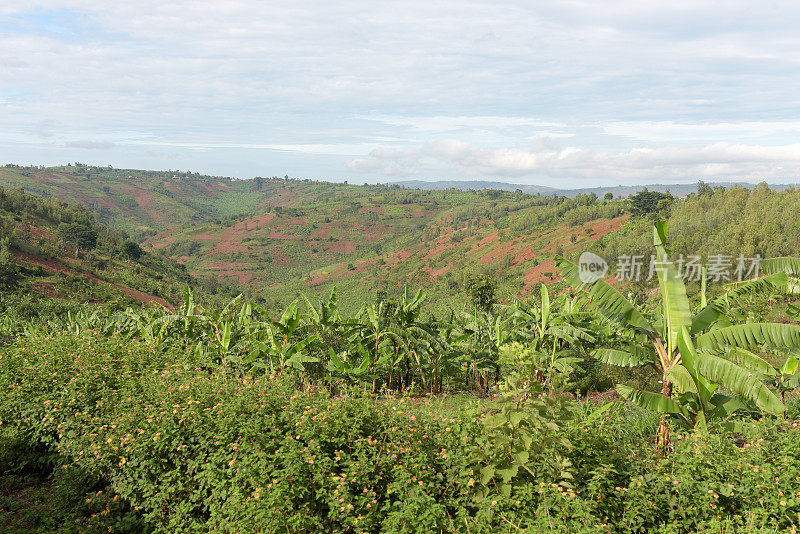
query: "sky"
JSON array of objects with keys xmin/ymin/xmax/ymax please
[{"xmin": 2, "ymin": 1, "xmax": 800, "ymax": 187}]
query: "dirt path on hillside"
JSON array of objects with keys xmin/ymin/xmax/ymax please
[{"xmin": 12, "ymin": 250, "xmax": 170, "ymax": 308}]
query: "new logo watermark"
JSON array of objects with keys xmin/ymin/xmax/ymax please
[
  {"xmin": 578, "ymin": 252, "xmax": 762, "ymax": 284},
  {"xmin": 578, "ymin": 252, "xmax": 609, "ymax": 283}
]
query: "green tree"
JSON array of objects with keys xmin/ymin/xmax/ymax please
[
  {"xmin": 0, "ymin": 238, "xmax": 20, "ymax": 290},
  {"xmin": 121, "ymin": 240, "xmax": 144, "ymax": 260},
  {"xmin": 629, "ymin": 190, "xmax": 674, "ymax": 218},
  {"xmin": 58, "ymin": 221, "xmax": 98, "ymax": 251}
]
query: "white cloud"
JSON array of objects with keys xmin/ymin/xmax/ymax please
[
  {"xmin": 3, "ymin": 2, "xmax": 800, "ymax": 184},
  {"xmin": 65, "ymin": 140, "xmax": 115, "ymax": 149},
  {"xmin": 347, "ymin": 140, "xmax": 800, "ymax": 185}
]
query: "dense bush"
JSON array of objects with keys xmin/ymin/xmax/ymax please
[{"xmin": 3, "ymin": 331, "xmax": 800, "ymax": 532}]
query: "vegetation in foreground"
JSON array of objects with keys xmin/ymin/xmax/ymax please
[
  {"xmin": 3, "ymin": 333, "xmax": 800, "ymax": 533},
  {"xmin": 2, "ymin": 218, "xmax": 800, "ymax": 532}
]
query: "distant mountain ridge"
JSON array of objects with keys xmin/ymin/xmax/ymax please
[
  {"xmin": 390, "ymin": 180, "xmax": 800, "ymax": 198},
  {"xmin": 389, "ymin": 180, "xmax": 556, "ymax": 193}
]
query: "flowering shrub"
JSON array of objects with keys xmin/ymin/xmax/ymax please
[
  {"xmin": 3, "ymin": 331, "xmax": 800, "ymax": 532},
  {"xmin": 0, "ymin": 332, "xmax": 485, "ymax": 532}
]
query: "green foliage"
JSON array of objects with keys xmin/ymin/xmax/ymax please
[
  {"xmin": 58, "ymin": 221, "xmax": 98, "ymax": 250},
  {"xmin": 5, "ymin": 331, "xmax": 800, "ymax": 531},
  {"xmin": 121, "ymin": 240, "xmax": 144, "ymax": 260},
  {"xmin": 475, "ymin": 377, "xmax": 574, "ymax": 499},
  {"xmin": 0, "ymin": 238, "xmax": 20, "ymax": 290},
  {"xmin": 466, "ymin": 274, "xmax": 497, "ymax": 313},
  {"xmin": 629, "ymin": 189, "xmax": 674, "ymax": 219},
  {"xmin": 561, "ymin": 221, "xmax": 800, "ymax": 445}
]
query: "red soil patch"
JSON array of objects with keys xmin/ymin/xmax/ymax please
[
  {"xmin": 325, "ymin": 241, "xmax": 356, "ymax": 254},
  {"xmin": 192, "ymin": 234, "xmax": 219, "ymax": 241},
  {"xmin": 586, "ymin": 389, "xmax": 622, "ymax": 404},
  {"xmin": 473, "ymin": 232, "xmax": 500, "ymax": 249},
  {"xmin": 477, "ymin": 238, "xmax": 519, "ymax": 265},
  {"xmin": 360, "ymin": 224, "xmax": 394, "ymax": 241},
  {"xmin": 202, "ymin": 261, "xmax": 253, "ymax": 270},
  {"xmin": 586, "ymin": 215, "xmax": 629, "ymax": 237},
  {"xmin": 422, "ymin": 236, "xmax": 456, "ymax": 261},
  {"xmin": 210, "ymin": 215, "xmax": 275, "ymax": 255},
  {"xmin": 151, "ymin": 236, "xmax": 176, "ymax": 250},
  {"xmin": 164, "ymin": 182, "xmax": 193, "ymax": 200},
  {"xmin": 523, "ymin": 260, "xmax": 559, "ymax": 286},
  {"xmin": 134, "ymin": 190, "xmax": 155, "ymax": 209},
  {"xmin": 212, "ymin": 240, "xmax": 248, "ymax": 254},
  {"xmin": 309, "ymin": 264, "xmax": 348, "ymax": 286},
  {"xmin": 30, "ymin": 227, "xmax": 55, "ymax": 242},
  {"xmin": 12, "ymin": 250, "xmax": 169, "ymax": 307},
  {"xmin": 355, "ymin": 259, "xmax": 375, "ymax": 273},
  {"xmin": 289, "ymin": 218, "xmax": 306, "ymax": 225},
  {"xmin": 31, "ymin": 280, "xmax": 59, "ymax": 299},
  {"xmin": 143, "ymin": 227, "xmax": 180, "ymax": 247},
  {"xmin": 384, "ymin": 250, "xmax": 414, "ymax": 266},
  {"xmin": 310, "ymin": 226, "xmax": 331, "ymax": 239},
  {"xmin": 425, "ymin": 264, "xmax": 452, "ymax": 278}
]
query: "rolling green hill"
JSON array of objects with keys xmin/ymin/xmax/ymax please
[
  {"xmin": 0, "ymin": 164, "xmax": 628, "ymax": 311},
  {"xmin": 6, "ymin": 163, "xmax": 799, "ymax": 314}
]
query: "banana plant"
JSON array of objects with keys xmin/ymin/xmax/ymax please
[
  {"xmin": 247, "ymin": 299, "xmax": 319, "ymax": 371},
  {"xmin": 558, "ymin": 221, "xmax": 800, "ymax": 447},
  {"xmin": 499, "ymin": 285, "xmax": 593, "ymax": 390},
  {"xmin": 762, "ymin": 257, "xmax": 800, "ymax": 294}
]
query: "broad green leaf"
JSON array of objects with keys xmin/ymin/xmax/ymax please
[
  {"xmin": 693, "ymin": 353, "xmax": 785, "ymax": 415},
  {"xmin": 301, "ymin": 294, "xmax": 320, "ymax": 323},
  {"xmin": 761, "ymin": 257, "xmax": 800, "ymax": 276},
  {"xmin": 653, "ymin": 220, "xmax": 668, "ymax": 248},
  {"xmin": 592, "ymin": 348, "xmax": 652, "ymax": 367},
  {"xmin": 655, "ymin": 242, "xmax": 691, "ymax": 354},
  {"xmin": 512, "ymin": 451, "xmax": 530, "ymax": 465},
  {"xmin": 722, "ymin": 347, "xmax": 776, "ymax": 376},
  {"xmin": 709, "ymin": 394, "xmax": 746, "ymax": 420},
  {"xmin": 556, "ymin": 258, "xmax": 653, "ymax": 332},
  {"xmin": 695, "ymin": 323, "xmax": 800, "ymax": 351},
  {"xmin": 540, "ymin": 284, "xmax": 550, "ymax": 332},
  {"xmin": 721, "ymin": 272, "xmax": 788, "ymax": 296},
  {"xmin": 668, "ymin": 365, "xmax": 697, "ymax": 394},
  {"xmin": 497, "ymin": 465, "xmax": 519, "ymax": 483},
  {"xmin": 616, "ymin": 384, "xmax": 685, "ymax": 415},
  {"xmin": 781, "ymin": 356, "xmax": 799, "ymax": 376},
  {"xmin": 700, "ymin": 266, "xmax": 708, "ymax": 309},
  {"xmin": 691, "ymin": 303, "xmax": 727, "ymax": 334},
  {"xmin": 480, "ymin": 466, "xmax": 495, "ymax": 485}
]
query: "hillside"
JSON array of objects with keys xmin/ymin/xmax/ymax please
[
  {"xmin": 0, "ymin": 164, "xmax": 264, "ymax": 237},
  {"xmin": 6, "ymin": 164, "xmax": 800, "ymax": 314},
  {"xmin": 0, "ymin": 186, "xmax": 194, "ymax": 308},
  {"xmin": 143, "ymin": 185, "xmax": 625, "ymax": 311},
  {"xmin": 0, "ymin": 164, "xmax": 628, "ymax": 311}
]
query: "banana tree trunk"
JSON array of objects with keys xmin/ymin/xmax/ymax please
[{"xmin": 658, "ymin": 376, "xmax": 672, "ymax": 450}]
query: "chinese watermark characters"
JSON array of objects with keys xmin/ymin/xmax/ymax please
[{"xmin": 611, "ymin": 254, "xmax": 761, "ymax": 283}]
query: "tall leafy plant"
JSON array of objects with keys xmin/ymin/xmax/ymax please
[{"xmin": 558, "ymin": 221, "xmax": 800, "ymax": 447}]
